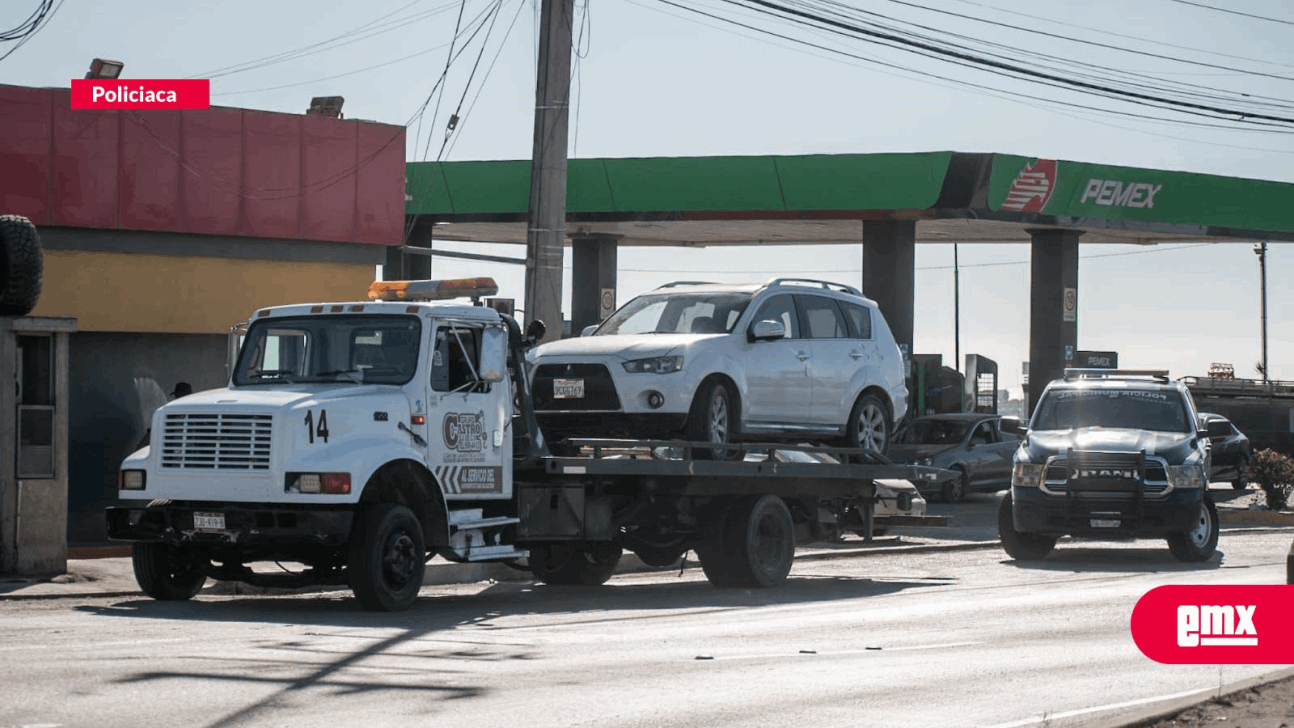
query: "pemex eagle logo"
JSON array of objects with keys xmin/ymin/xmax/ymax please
[{"xmin": 1000, "ymin": 158, "xmax": 1057, "ymax": 212}]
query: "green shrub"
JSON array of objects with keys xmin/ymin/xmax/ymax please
[{"xmin": 1248, "ymin": 449, "xmax": 1294, "ymax": 511}]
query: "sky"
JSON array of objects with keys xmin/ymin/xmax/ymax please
[{"xmin": 4, "ymin": 0, "xmax": 1293, "ymax": 397}]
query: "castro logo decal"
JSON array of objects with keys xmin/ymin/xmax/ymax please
[
  {"xmin": 442, "ymin": 411, "xmax": 487, "ymax": 453},
  {"xmin": 1131, "ymin": 585, "xmax": 1294, "ymax": 663},
  {"xmin": 1000, "ymin": 158, "xmax": 1057, "ymax": 212}
]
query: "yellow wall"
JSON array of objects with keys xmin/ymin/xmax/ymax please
[{"xmin": 30, "ymin": 251, "xmax": 377, "ymax": 333}]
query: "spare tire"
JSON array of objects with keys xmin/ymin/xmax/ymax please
[{"xmin": 0, "ymin": 215, "xmax": 43, "ymax": 316}]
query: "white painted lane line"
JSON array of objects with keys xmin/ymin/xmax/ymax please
[
  {"xmin": 979, "ymin": 686, "xmax": 1213, "ymax": 728},
  {"xmin": 701, "ymin": 641, "xmax": 985, "ymax": 662}
]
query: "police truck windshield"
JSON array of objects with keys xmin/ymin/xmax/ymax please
[
  {"xmin": 1031, "ymin": 388, "xmax": 1190, "ymax": 433},
  {"xmin": 233, "ymin": 315, "xmax": 422, "ymax": 386}
]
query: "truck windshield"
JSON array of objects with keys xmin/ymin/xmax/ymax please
[
  {"xmin": 899, "ymin": 419, "xmax": 972, "ymax": 445},
  {"xmin": 596, "ymin": 293, "xmax": 752, "ymax": 335},
  {"xmin": 1031, "ymin": 388, "xmax": 1191, "ymax": 433},
  {"xmin": 233, "ymin": 315, "xmax": 422, "ymax": 386}
]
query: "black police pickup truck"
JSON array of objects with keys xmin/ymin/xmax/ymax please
[{"xmin": 998, "ymin": 369, "xmax": 1218, "ymax": 562}]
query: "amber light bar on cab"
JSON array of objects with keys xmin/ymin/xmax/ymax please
[{"xmin": 368, "ymin": 278, "xmax": 499, "ymax": 302}]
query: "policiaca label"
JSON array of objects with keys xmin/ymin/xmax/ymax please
[{"xmin": 1079, "ymin": 179, "xmax": 1162, "ymax": 209}]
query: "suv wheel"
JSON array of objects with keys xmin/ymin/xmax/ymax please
[
  {"xmin": 1231, "ymin": 456, "xmax": 1251, "ymax": 490},
  {"xmin": 1166, "ymin": 497, "xmax": 1219, "ymax": 562},
  {"xmin": 997, "ymin": 493, "xmax": 1056, "ymax": 561},
  {"xmin": 687, "ymin": 379, "xmax": 740, "ymax": 460},
  {"xmin": 843, "ymin": 393, "xmax": 890, "ymax": 456}
]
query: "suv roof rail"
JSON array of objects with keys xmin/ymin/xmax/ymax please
[
  {"xmin": 765, "ymin": 278, "xmax": 863, "ymax": 296},
  {"xmin": 656, "ymin": 281, "xmax": 720, "ymax": 289},
  {"xmin": 1064, "ymin": 368, "xmax": 1170, "ymax": 382}
]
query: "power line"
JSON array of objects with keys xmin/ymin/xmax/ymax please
[{"xmin": 1162, "ymin": 0, "xmax": 1294, "ymax": 28}]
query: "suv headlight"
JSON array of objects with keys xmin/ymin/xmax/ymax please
[
  {"xmin": 623, "ymin": 355, "xmax": 683, "ymax": 374},
  {"xmin": 1167, "ymin": 464, "xmax": 1207, "ymax": 489},
  {"xmin": 1012, "ymin": 462, "xmax": 1045, "ymax": 487}
]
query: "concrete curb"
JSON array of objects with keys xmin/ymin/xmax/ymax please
[{"xmin": 1109, "ymin": 666, "xmax": 1294, "ymax": 728}]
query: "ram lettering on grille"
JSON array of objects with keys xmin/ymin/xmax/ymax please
[{"xmin": 161, "ymin": 412, "xmax": 273, "ymax": 470}]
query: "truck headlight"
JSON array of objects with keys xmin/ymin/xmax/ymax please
[
  {"xmin": 118, "ymin": 470, "xmax": 146, "ymax": 491},
  {"xmin": 286, "ymin": 472, "xmax": 352, "ymax": 494},
  {"xmin": 622, "ymin": 355, "xmax": 683, "ymax": 374},
  {"xmin": 1012, "ymin": 463, "xmax": 1045, "ymax": 487},
  {"xmin": 1167, "ymin": 464, "xmax": 1207, "ymax": 489}
]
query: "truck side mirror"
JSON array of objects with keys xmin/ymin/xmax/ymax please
[
  {"xmin": 999, "ymin": 416, "xmax": 1026, "ymax": 436},
  {"xmin": 479, "ymin": 326, "xmax": 507, "ymax": 383}
]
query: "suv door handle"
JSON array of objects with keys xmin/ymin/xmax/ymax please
[
  {"xmin": 849, "ymin": 349, "xmax": 864, "ymax": 360},
  {"xmin": 795, "ymin": 351, "xmax": 810, "ymax": 361}
]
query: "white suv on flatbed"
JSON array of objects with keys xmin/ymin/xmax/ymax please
[{"xmin": 528, "ymin": 278, "xmax": 908, "ymax": 455}]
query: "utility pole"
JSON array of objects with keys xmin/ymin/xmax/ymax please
[
  {"xmin": 1255, "ymin": 242, "xmax": 1269, "ymax": 381},
  {"xmin": 953, "ymin": 242, "xmax": 961, "ymax": 373},
  {"xmin": 524, "ymin": 0, "xmax": 574, "ymax": 343}
]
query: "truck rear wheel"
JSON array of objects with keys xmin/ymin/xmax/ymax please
[
  {"xmin": 531, "ymin": 542, "xmax": 622, "ymax": 585},
  {"xmin": 1167, "ymin": 497, "xmax": 1219, "ymax": 563},
  {"xmin": 698, "ymin": 494, "xmax": 795, "ymax": 588},
  {"xmin": 0, "ymin": 215, "xmax": 43, "ymax": 316},
  {"xmin": 131, "ymin": 542, "xmax": 207, "ymax": 601},
  {"xmin": 997, "ymin": 493, "xmax": 1056, "ymax": 561},
  {"xmin": 348, "ymin": 503, "xmax": 426, "ymax": 611}
]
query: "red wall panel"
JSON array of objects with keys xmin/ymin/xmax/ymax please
[
  {"xmin": 119, "ymin": 110, "xmax": 182, "ymax": 231},
  {"xmin": 241, "ymin": 110, "xmax": 301, "ymax": 239},
  {"xmin": 355, "ymin": 122, "xmax": 405, "ymax": 245},
  {"xmin": 0, "ymin": 85, "xmax": 52, "ymax": 223},
  {"xmin": 180, "ymin": 108, "xmax": 243, "ymax": 236},
  {"xmin": 301, "ymin": 115, "xmax": 357, "ymax": 242},
  {"xmin": 0, "ymin": 84, "xmax": 405, "ymax": 244},
  {"xmin": 51, "ymin": 91, "xmax": 119, "ymax": 228}
]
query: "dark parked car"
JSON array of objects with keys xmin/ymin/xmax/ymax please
[
  {"xmin": 889, "ymin": 413, "xmax": 1020, "ymax": 502},
  {"xmin": 1201, "ymin": 413, "xmax": 1252, "ymax": 490}
]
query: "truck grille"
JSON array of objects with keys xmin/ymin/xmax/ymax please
[
  {"xmin": 532, "ymin": 363, "xmax": 622, "ymax": 411},
  {"xmin": 161, "ymin": 412, "xmax": 273, "ymax": 470},
  {"xmin": 1042, "ymin": 451, "xmax": 1170, "ymax": 496}
]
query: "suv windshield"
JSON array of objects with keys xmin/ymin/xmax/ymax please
[
  {"xmin": 1032, "ymin": 387, "xmax": 1191, "ymax": 433},
  {"xmin": 899, "ymin": 419, "xmax": 972, "ymax": 445},
  {"xmin": 233, "ymin": 315, "xmax": 421, "ymax": 386},
  {"xmin": 596, "ymin": 292, "xmax": 752, "ymax": 335}
]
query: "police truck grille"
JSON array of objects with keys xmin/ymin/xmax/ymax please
[
  {"xmin": 161, "ymin": 412, "xmax": 273, "ymax": 470},
  {"xmin": 532, "ymin": 364, "xmax": 622, "ymax": 411}
]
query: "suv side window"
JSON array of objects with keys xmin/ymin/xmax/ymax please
[
  {"xmin": 750, "ymin": 294, "xmax": 800, "ymax": 338},
  {"xmin": 797, "ymin": 295, "xmax": 849, "ymax": 339},
  {"xmin": 841, "ymin": 302, "xmax": 873, "ymax": 340}
]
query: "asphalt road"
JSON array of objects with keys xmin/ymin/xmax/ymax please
[{"xmin": 2, "ymin": 523, "xmax": 1290, "ymax": 728}]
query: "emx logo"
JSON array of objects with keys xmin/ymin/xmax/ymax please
[{"xmin": 1132, "ymin": 586, "xmax": 1293, "ymax": 663}]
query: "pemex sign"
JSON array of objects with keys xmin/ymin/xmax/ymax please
[{"xmin": 987, "ymin": 154, "xmax": 1294, "ymax": 233}]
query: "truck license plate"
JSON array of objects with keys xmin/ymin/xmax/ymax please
[
  {"xmin": 1090, "ymin": 519, "xmax": 1121, "ymax": 528},
  {"xmin": 553, "ymin": 378, "xmax": 584, "ymax": 399},
  {"xmin": 194, "ymin": 512, "xmax": 225, "ymax": 533}
]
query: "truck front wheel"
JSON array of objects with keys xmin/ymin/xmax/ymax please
[
  {"xmin": 348, "ymin": 503, "xmax": 426, "ymax": 611},
  {"xmin": 531, "ymin": 542, "xmax": 622, "ymax": 586},
  {"xmin": 997, "ymin": 493, "xmax": 1056, "ymax": 561},
  {"xmin": 132, "ymin": 542, "xmax": 207, "ymax": 601},
  {"xmin": 1167, "ymin": 497, "xmax": 1219, "ymax": 563},
  {"xmin": 697, "ymin": 494, "xmax": 795, "ymax": 588}
]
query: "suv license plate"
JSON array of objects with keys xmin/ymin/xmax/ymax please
[
  {"xmin": 1090, "ymin": 519, "xmax": 1121, "ymax": 528},
  {"xmin": 553, "ymin": 378, "xmax": 584, "ymax": 399},
  {"xmin": 194, "ymin": 512, "xmax": 225, "ymax": 533}
]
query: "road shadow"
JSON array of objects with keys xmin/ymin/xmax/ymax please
[{"xmin": 1000, "ymin": 545, "xmax": 1226, "ymax": 573}]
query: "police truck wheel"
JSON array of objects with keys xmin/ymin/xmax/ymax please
[
  {"xmin": 843, "ymin": 393, "xmax": 890, "ymax": 457},
  {"xmin": 1167, "ymin": 497, "xmax": 1219, "ymax": 563},
  {"xmin": 0, "ymin": 214, "xmax": 43, "ymax": 316},
  {"xmin": 686, "ymin": 379, "xmax": 741, "ymax": 461},
  {"xmin": 131, "ymin": 542, "xmax": 207, "ymax": 601},
  {"xmin": 348, "ymin": 503, "xmax": 426, "ymax": 611},
  {"xmin": 531, "ymin": 542, "xmax": 622, "ymax": 585},
  {"xmin": 997, "ymin": 493, "xmax": 1056, "ymax": 561},
  {"xmin": 697, "ymin": 494, "xmax": 795, "ymax": 588}
]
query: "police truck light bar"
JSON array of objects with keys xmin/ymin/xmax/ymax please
[
  {"xmin": 368, "ymin": 278, "xmax": 499, "ymax": 302},
  {"xmin": 1064, "ymin": 368, "xmax": 1170, "ymax": 381}
]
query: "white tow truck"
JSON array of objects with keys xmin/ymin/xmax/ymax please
[{"xmin": 107, "ymin": 278, "xmax": 948, "ymax": 611}]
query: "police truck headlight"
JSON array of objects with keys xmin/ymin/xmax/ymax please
[
  {"xmin": 118, "ymin": 470, "xmax": 146, "ymax": 491},
  {"xmin": 622, "ymin": 356, "xmax": 683, "ymax": 374},
  {"xmin": 1167, "ymin": 464, "xmax": 1208, "ymax": 489},
  {"xmin": 1012, "ymin": 463, "xmax": 1045, "ymax": 487}
]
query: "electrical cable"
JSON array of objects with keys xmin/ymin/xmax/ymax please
[{"xmin": 1161, "ymin": 0, "xmax": 1294, "ymax": 28}]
